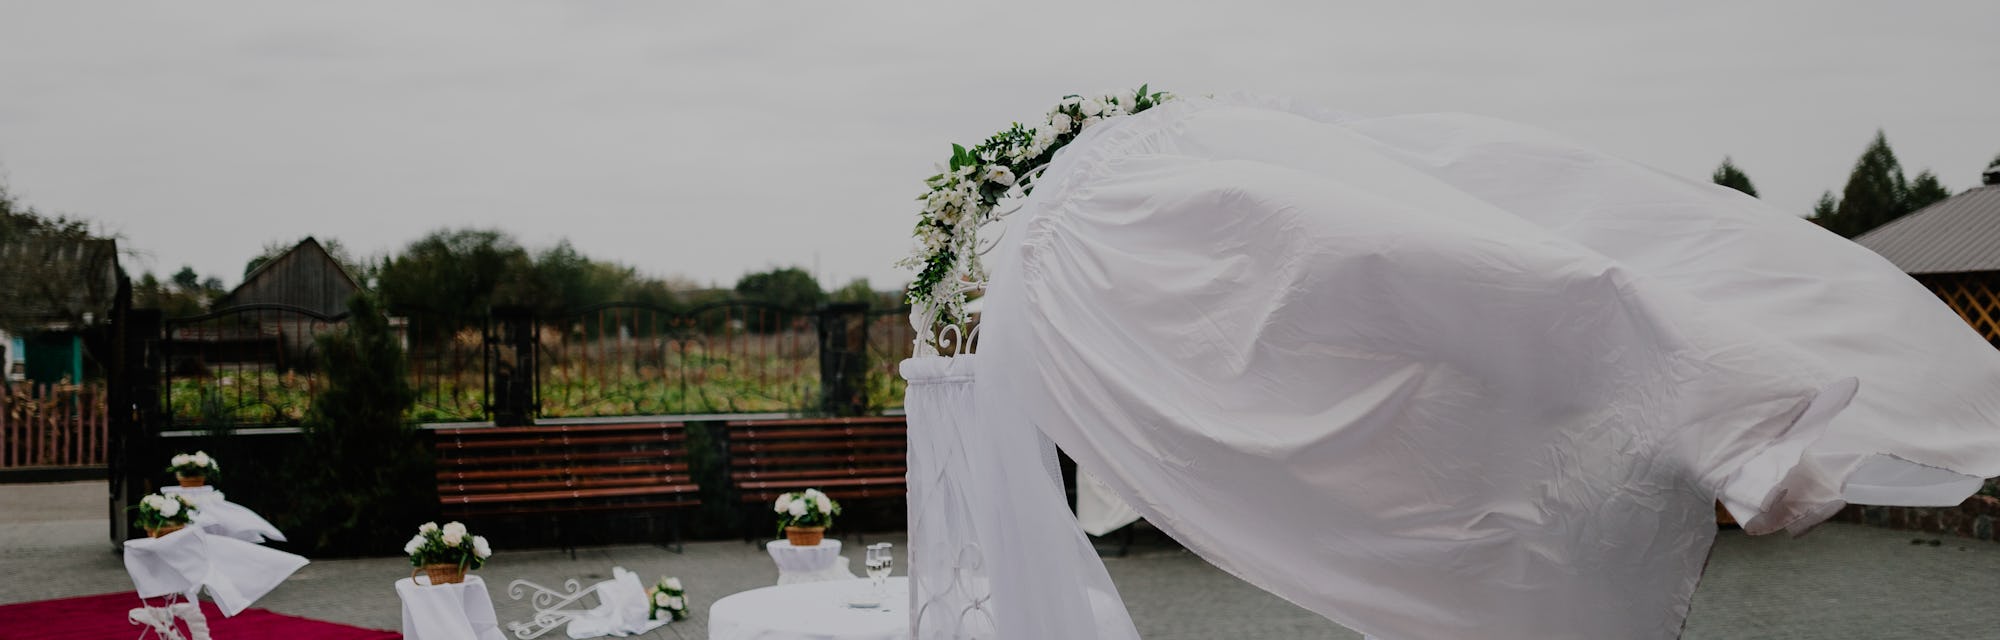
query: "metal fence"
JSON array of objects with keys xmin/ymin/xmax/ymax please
[{"xmin": 155, "ymin": 302, "xmax": 916, "ymax": 429}]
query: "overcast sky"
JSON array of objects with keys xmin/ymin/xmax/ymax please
[{"xmin": 2, "ymin": 2, "xmax": 1996, "ymax": 291}]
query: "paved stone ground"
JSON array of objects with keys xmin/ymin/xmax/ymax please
[{"xmin": 5, "ymin": 481, "xmax": 1999, "ymax": 638}]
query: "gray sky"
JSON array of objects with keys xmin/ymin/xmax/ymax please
[{"xmin": 2, "ymin": 2, "xmax": 1996, "ymax": 291}]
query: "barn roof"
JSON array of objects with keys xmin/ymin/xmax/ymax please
[{"xmin": 1855, "ymin": 185, "xmax": 2000, "ymax": 274}]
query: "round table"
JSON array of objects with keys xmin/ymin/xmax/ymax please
[
  {"xmin": 709, "ymin": 577, "xmax": 907, "ymax": 640},
  {"xmin": 766, "ymin": 539, "xmax": 855, "ymax": 585}
]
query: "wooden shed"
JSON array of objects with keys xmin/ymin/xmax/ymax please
[
  {"xmin": 1854, "ymin": 169, "xmax": 2000, "ymax": 347},
  {"xmin": 215, "ymin": 237, "xmax": 361, "ymax": 316}
]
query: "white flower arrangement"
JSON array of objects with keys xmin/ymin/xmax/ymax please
[
  {"xmin": 405, "ymin": 521, "xmax": 492, "ymax": 571},
  {"xmin": 646, "ymin": 575, "xmax": 689, "ymax": 622},
  {"xmin": 134, "ymin": 493, "xmax": 198, "ymax": 532},
  {"xmin": 900, "ymin": 84, "xmax": 1174, "ymax": 349},
  {"xmin": 166, "ymin": 451, "xmax": 220, "ymax": 479},
  {"xmin": 773, "ymin": 488, "xmax": 841, "ymax": 533}
]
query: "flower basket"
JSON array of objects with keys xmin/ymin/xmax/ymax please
[
  {"xmin": 774, "ymin": 489, "xmax": 841, "ymax": 545},
  {"xmin": 133, "ymin": 493, "xmax": 197, "ymax": 540},
  {"xmin": 785, "ymin": 526, "xmax": 825, "ymax": 547},
  {"xmin": 167, "ymin": 451, "xmax": 220, "ymax": 487},
  {"xmin": 176, "ymin": 474, "xmax": 206, "ymax": 488},
  {"xmin": 405, "ymin": 521, "xmax": 491, "ymax": 585},
  {"xmin": 146, "ymin": 523, "xmax": 185, "ymax": 538},
  {"xmin": 418, "ymin": 563, "xmax": 467, "ymax": 585}
]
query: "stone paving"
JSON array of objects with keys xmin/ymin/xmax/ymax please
[{"xmin": 5, "ymin": 481, "xmax": 2000, "ymax": 638}]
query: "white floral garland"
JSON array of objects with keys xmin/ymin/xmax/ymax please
[{"xmin": 900, "ymin": 84, "xmax": 1174, "ymax": 354}]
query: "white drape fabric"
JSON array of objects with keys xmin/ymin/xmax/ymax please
[
  {"xmin": 164, "ymin": 487, "xmax": 288, "ymax": 544},
  {"xmin": 957, "ymin": 96, "xmax": 2000, "ymax": 639},
  {"xmin": 563, "ymin": 567, "xmax": 668, "ymax": 639},
  {"xmin": 768, "ymin": 540, "xmax": 858, "ymax": 585},
  {"xmin": 902, "ymin": 355, "xmax": 1139, "ymax": 639},
  {"xmin": 1075, "ymin": 471, "xmax": 1142, "ymax": 537}
]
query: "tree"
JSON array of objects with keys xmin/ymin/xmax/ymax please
[
  {"xmin": 1711, "ymin": 157, "xmax": 1758, "ymax": 197},
  {"xmin": 281, "ymin": 293, "xmax": 433, "ymax": 555},
  {"xmin": 1811, "ymin": 191, "xmax": 1839, "ymax": 221},
  {"xmin": 523, "ymin": 240, "xmax": 641, "ymax": 315},
  {"xmin": 735, "ymin": 267, "xmax": 825, "ymax": 332},
  {"xmin": 375, "ymin": 228, "xmax": 533, "ymax": 334},
  {"xmin": 1903, "ymin": 170, "xmax": 1952, "ymax": 213},
  {"xmin": 171, "ymin": 267, "xmax": 201, "ymax": 292}
]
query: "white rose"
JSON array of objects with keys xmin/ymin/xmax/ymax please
[
  {"xmin": 442, "ymin": 522, "xmax": 467, "ymax": 540},
  {"xmin": 158, "ymin": 498, "xmax": 181, "ymax": 518},
  {"xmin": 442, "ymin": 530, "xmax": 464, "ymax": 547},
  {"xmin": 1080, "ymin": 116, "xmax": 1102, "ymax": 130},
  {"xmin": 664, "ymin": 577, "xmax": 682, "ymax": 591},
  {"xmin": 1047, "ymin": 112, "xmax": 1073, "ymax": 134},
  {"xmin": 773, "ymin": 496, "xmax": 791, "ymax": 514},
  {"xmin": 815, "ymin": 495, "xmax": 833, "ymax": 512},
  {"xmin": 668, "ymin": 596, "xmax": 683, "ymax": 609},
  {"xmin": 192, "ymin": 451, "xmax": 210, "ymax": 467},
  {"xmin": 983, "ymin": 165, "xmax": 1016, "ymax": 187},
  {"xmin": 472, "ymin": 535, "xmax": 491, "ymax": 559},
  {"xmin": 1079, "ymin": 97, "xmax": 1104, "ymax": 117},
  {"xmin": 788, "ymin": 500, "xmax": 807, "ymax": 517},
  {"xmin": 805, "ymin": 488, "xmax": 823, "ymax": 498},
  {"xmin": 405, "ymin": 535, "xmax": 425, "ymax": 556},
  {"xmin": 655, "ymin": 591, "xmax": 671, "ymax": 607},
  {"xmin": 419, "ymin": 522, "xmax": 439, "ymax": 534},
  {"xmin": 171, "ymin": 454, "xmax": 191, "ymax": 467}
]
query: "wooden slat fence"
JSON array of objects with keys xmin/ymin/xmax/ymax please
[{"xmin": 0, "ymin": 382, "xmax": 109, "ymax": 469}]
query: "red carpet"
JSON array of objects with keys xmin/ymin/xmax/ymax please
[{"xmin": 0, "ymin": 592, "xmax": 400, "ymax": 639}]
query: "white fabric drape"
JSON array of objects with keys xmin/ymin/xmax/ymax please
[
  {"xmin": 1075, "ymin": 471, "xmax": 1141, "ymax": 537},
  {"xmin": 958, "ymin": 96, "xmax": 2000, "ymax": 639},
  {"xmin": 123, "ymin": 527, "xmax": 309, "ymax": 617}
]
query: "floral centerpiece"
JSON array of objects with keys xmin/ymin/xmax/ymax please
[
  {"xmin": 166, "ymin": 451, "xmax": 220, "ymax": 487},
  {"xmin": 135, "ymin": 493, "xmax": 198, "ymax": 538},
  {"xmin": 404, "ymin": 521, "xmax": 492, "ymax": 585},
  {"xmin": 775, "ymin": 488, "xmax": 840, "ymax": 546},
  {"xmin": 899, "ymin": 84, "xmax": 1174, "ymax": 354},
  {"xmin": 646, "ymin": 576, "xmax": 689, "ymax": 622}
]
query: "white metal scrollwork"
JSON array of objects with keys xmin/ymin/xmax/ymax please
[
  {"xmin": 504, "ymin": 578, "xmax": 605, "ymax": 639},
  {"xmin": 911, "ymin": 165, "xmax": 1048, "ymax": 358}
]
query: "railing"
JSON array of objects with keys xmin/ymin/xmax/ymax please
[{"xmin": 1, "ymin": 381, "xmax": 108, "ymax": 468}]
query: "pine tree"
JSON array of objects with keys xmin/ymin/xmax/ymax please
[
  {"xmin": 1903, "ymin": 170, "xmax": 1952, "ymax": 213},
  {"xmin": 1811, "ymin": 191, "xmax": 1839, "ymax": 223},
  {"xmin": 1820, "ymin": 131, "xmax": 1909, "ymax": 238},
  {"xmin": 1711, "ymin": 157, "xmax": 1758, "ymax": 197}
]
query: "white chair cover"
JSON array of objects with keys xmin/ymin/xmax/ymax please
[
  {"xmin": 164, "ymin": 486, "xmax": 288, "ymax": 544},
  {"xmin": 951, "ymin": 95, "xmax": 2000, "ymax": 639},
  {"xmin": 123, "ymin": 527, "xmax": 308, "ymax": 617},
  {"xmin": 396, "ymin": 574, "xmax": 506, "ymax": 640},
  {"xmin": 768, "ymin": 540, "xmax": 857, "ymax": 585}
]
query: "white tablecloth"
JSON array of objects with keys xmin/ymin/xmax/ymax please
[
  {"xmin": 396, "ymin": 575, "xmax": 506, "ymax": 640},
  {"xmin": 164, "ymin": 486, "xmax": 288, "ymax": 543},
  {"xmin": 766, "ymin": 539, "xmax": 856, "ymax": 585},
  {"xmin": 123, "ymin": 527, "xmax": 308, "ymax": 617},
  {"xmin": 710, "ymin": 577, "xmax": 907, "ymax": 640}
]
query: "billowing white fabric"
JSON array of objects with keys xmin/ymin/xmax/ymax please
[
  {"xmin": 1076, "ymin": 471, "xmax": 1142, "ymax": 537},
  {"xmin": 123, "ymin": 526, "xmax": 308, "ymax": 617},
  {"xmin": 396, "ymin": 575, "xmax": 506, "ymax": 640},
  {"xmin": 768, "ymin": 540, "xmax": 857, "ymax": 585},
  {"xmin": 708, "ymin": 577, "xmax": 908, "ymax": 640},
  {"xmin": 163, "ymin": 486, "xmax": 287, "ymax": 544},
  {"xmin": 967, "ymin": 96, "xmax": 2000, "ymax": 639},
  {"xmin": 563, "ymin": 567, "xmax": 668, "ymax": 639}
]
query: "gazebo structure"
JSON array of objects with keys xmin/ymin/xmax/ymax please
[{"xmin": 1855, "ymin": 168, "xmax": 2000, "ymax": 348}]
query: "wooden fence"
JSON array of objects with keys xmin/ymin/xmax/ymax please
[{"xmin": 0, "ymin": 382, "xmax": 109, "ymax": 469}]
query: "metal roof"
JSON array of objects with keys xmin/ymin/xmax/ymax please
[{"xmin": 1854, "ymin": 185, "xmax": 2000, "ymax": 274}]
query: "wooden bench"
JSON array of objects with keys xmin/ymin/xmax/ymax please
[
  {"xmin": 433, "ymin": 421, "xmax": 700, "ymax": 551},
  {"xmin": 724, "ymin": 416, "xmax": 907, "ymax": 539}
]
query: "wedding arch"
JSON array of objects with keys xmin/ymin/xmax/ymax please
[{"xmin": 899, "ymin": 87, "xmax": 2000, "ymax": 639}]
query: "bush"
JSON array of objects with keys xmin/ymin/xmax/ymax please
[{"xmin": 279, "ymin": 294, "xmax": 437, "ymax": 555}]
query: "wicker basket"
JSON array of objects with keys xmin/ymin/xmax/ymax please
[
  {"xmin": 146, "ymin": 523, "xmax": 185, "ymax": 538},
  {"xmin": 785, "ymin": 526, "xmax": 826, "ymax": 547},
  {"xmin": 417, "ymin": 563, "xmax": 467, "ymax": 585},
  {"xmin": 176, "ymin": 474, "xmax": 206, "ymax": 488}
]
